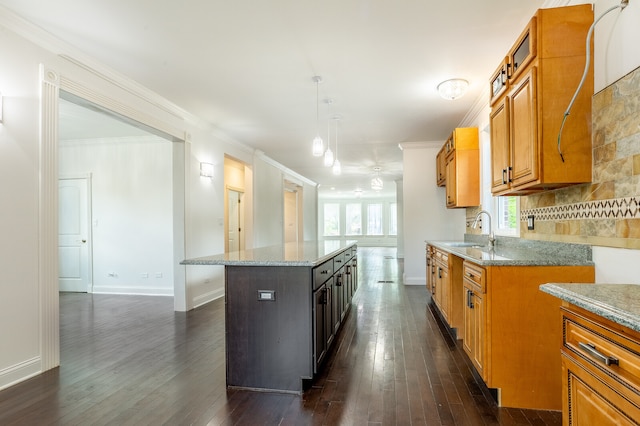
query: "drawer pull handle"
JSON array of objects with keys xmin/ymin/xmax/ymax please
[
  {"xmin": 466, "ymin": 272, "xmax": 474, "ymax": 278},
  {"xmin": 578, "ymin": 342, "xmax": 619, "ymax": 366}
]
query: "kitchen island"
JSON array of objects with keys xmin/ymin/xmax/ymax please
[
  {"xmin": 540, "ymin": 283, "xmax": 640, "ymax": 422},
  {"xmin": 182, "ymin": 241, "xmax": 358, "ymax": 393}
]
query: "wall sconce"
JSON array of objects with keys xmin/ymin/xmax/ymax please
[{"xmin": 200, "ymin": 162, "xmax": 214, "ymax": 178}]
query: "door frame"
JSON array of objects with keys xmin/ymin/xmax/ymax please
[{"xmin": 39, "ymin": 63, "xmax": 188, "ymax": 372}]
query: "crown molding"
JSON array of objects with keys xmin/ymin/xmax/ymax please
[{"xmin": 254, "ymin": 150, "xmax": 318, "ymax": 187}]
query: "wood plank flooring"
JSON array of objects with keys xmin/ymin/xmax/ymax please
[{"xmin": 0, "ymin": 247, "xmax": 561, "ymax": 425}]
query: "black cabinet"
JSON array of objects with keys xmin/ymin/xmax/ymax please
[{"xmin": 225, "ymin": 244, "xmax": 357, "ymax": 393}]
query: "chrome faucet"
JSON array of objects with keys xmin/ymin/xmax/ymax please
[{"xmin": 472, "ymin": 210, "xmax": 495, "ymax": 247}]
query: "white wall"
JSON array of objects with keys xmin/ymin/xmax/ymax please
[
  {"xmin": 569, "ymin": 0, "xmax": 640, "ymax": 283},
  {"xmin": 59, "ymin": 136, "xmax": 174, "ymax": 295},
  {"xmin": 0, "ymin": 8, "xmax": 318, "ymax": 390},
  {"xmin": 401, "ymin": 143, "xmax": 466, "ymax": 285}
]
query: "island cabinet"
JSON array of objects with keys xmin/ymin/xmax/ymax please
[
  {"xmin": 561, "ymin": 304, "xmax": 640, "ymax": 424},
  {"xmin": 460, "ymin": 263, "xmax": 594, "ymax": 410},
  {"xmin": 489, "ymin": 5, "xmax": 594, "ymax": 195},
  {"xmin": 221, "ymin": 243, "xmax": 357, "ymax": 394}
]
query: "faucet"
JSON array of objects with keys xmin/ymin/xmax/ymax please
[{"xmin": 472, "ymin": 210, "xmax": 495, "ymax": 247}]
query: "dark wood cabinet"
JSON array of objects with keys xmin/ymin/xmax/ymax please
[{"xmin": 225, "ymin": 245, "xmax": 357, "ymax": 393}]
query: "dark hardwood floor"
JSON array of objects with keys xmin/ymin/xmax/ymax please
[{"xmin": 0, "ymin": 247, "xmax": 561, "ymax": 425}]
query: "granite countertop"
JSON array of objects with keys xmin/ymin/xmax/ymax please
[
  {"xmin": 427, "ymin": 237, "xmax": 594, "ymax": 267},
  {"xmin": 181, "ymin": 240, "xmax": 357, "ymax": 267},
  {"xmin": 540, "ymin": 283, "xmax": 640, "ymax": 333}
]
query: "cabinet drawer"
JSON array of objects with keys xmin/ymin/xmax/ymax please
[
  {"xmin": 314, "ymin": 259, "xmax": 334, "ymax": 289},
  {"xmin": 562, "ymin": 308, "xmax": 640, "ymax": 397},
  {"xmin": 462, "ymin": 261, "xmax": 485, "ymax": 293},
  {"xmin": 333, "ymin": 252, "xmax": 346, "ymax": 270},
  {"xmin": 435, "ymin": 249, "xmax": 449, "ymax": 264}
]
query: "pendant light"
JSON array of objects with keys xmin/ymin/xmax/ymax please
[
  {"xmin": 332, "ymin": 118, "xmax": 341, "ymax": 175},
  {"xmin": 371, "ymin": 167, "xmax": 383, "ymax": 191},
  {"xmin": 323, "ymin": 99, "xmax": 334, "ymax": 167},
  {"xmin": 311, "ymin": 76, "xmax": 324, "ymax": 157}
]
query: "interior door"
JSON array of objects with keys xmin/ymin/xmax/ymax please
[
  {"xmin": 58, "ymin": 177, "xmax": 91, "ymax": 292},
  {"xmin": 227, "ymin": 189, "xmax": 244, "ymax": 252},
  {"xmin": 284, "ymin": 189, "xmax": 298, "ymax": 243}
]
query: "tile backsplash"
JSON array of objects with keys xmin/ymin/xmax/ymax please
[{"xmin": 520, "ymin": 65, "xmax": 640, "ymax": 249}]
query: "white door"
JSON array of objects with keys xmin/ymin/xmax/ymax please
[
  {"xmin": 284, "ymin": 189, "xmax": 298, "ymax": 243},
  {"xmin": 227, "ymin": 189, "xmax": 244, "ymax": 252},
  {"xmin": 59, "ymin": 178, "xmax": 92, "ymax": 292}
]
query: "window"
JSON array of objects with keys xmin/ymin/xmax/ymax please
[
  {"xmin": 389, "ymin": 203, "xmax": 397, "ymax": 236},
  {"xmin": 494, "ymin": 196, "xmax": 519, "ymax": 236},
  {"xmin": 323, "ymin": 203, "xmax": 340, "ymax": 236},
  {"xmin": 345, "ymin": 203, "xmax": 362, "ymax": 235},
  {"xmin": 367, "ymin": 204, "xmax": 383, "ymax": 235}
]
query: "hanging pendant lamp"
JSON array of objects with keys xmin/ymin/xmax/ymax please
[
  {"xmin": 323, "ymin": 99, "xmax": 334, "ymax": 167},
  {"xmin": 371, "ymin": 167, "xmax": 383, "ymax": 190},
  {"xmin": 311, "ymin": 76, "xmax": 324, "ymax": 156},
  {"xmin": 332, "ymin": 118, "xmax": 341, "ymax": 175}
]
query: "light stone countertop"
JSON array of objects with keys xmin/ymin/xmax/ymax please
[
  {"xmin": 540, "ymin": 283, "xmax": 640, "ymax": 333},
  {"xmin": 181, "ymin": 240, "xmax": 357, "ymax": 267},
  {"xmin": 427, "ymin": 236, "xmax": 594, "ymax": 266}
]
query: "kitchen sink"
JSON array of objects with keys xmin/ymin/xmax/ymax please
[{"xmin": 442, "ymin": 242, "xmax": 485, "ymax": 248}]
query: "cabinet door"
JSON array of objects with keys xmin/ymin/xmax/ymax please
[
  {"xmin": 563, "ymin": 354, "xmax": 639, "ymax": 425},
  {"xmin": 440, "ymin": 264, "xmax": 450, "ymax": 323},
  {"xmin": 436, "ymin": 147, "xmax": 446, "ymax": 187},
  {"xmin": 490, "ymin": 97, "xmax": 510, "ymax": 193},
  {"xmin": 313, "ymin": 285, "xmax": 328, "ymax": 372},
  {"xmin": 445, "ymin": 155, "xmax": 456, "ymax": 207},
  {"xmin": 510, "ymin": 67, "xmax": 538, "ymax": 188},
  {"xmin": 463, "ymin": 285, "xmax": 474, "ymax": 356},
  {"xmin": 471, "ymin": 291, "xmax": 485, "ymax": 377}
]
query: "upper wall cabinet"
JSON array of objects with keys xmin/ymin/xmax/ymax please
[
  {"xmin": 443, "ymin": 127, "xmax": 479, "ymax": 208},
  {"xmin": 489, "ymin": 5, "xmax": 594, "ymax": 196}
]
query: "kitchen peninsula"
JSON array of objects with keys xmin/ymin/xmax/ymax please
[{"xmin": 182, "ymin": 241, "xmax": 358, "ymax": 393}]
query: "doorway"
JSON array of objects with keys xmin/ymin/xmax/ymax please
[{"xmin": 58, "ymin": 95, "xmax": 175, "ymax": 297}]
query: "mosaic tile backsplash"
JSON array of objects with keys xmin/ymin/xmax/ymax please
[{"xmin": 519, "ymin": 66, "xmax": 640, "ymax": 249}]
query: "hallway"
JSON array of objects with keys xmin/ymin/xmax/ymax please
[{"xmin": 0, "ymin": 247, "xmax": 561, "ymax": 425}]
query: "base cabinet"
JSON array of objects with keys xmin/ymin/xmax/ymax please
[
  {"xmin": 462, "ymin": 261, "xmax": 485, "ymax": 380},
  {"xmin": 561, "ymin": 305, "xmax": 640, "ymax": 425},
  {"xmin": 430, "ymin": 251, "xmax": 595, "ymax": 410},
  {"xmin": 226, "ymin": 245, "xmax": 357, "ymax": 393}
]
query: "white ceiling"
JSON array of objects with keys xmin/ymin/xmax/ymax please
[{"xmin": 1, "ymin": 0, "xmax": 548, "ymax": 198}]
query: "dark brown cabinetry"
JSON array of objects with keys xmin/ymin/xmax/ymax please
[{"xmin": 226, "ymin": 245, "xmax": 357, "ymax": 393}]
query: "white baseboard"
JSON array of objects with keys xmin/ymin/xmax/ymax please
[
  {"xmin": 0, "ymin": 357, "xmax": 41, "ymax": 391},
  {"xmin": 192, "ymin": 287, "xmax": 225, "ymax": 309},
  {"xmin": 403, "ymin": 273, "xmax": 426, "ymax": 286},
  {"xmin": 91, "ymin": 286, "xmax": 173, "ymax": 296}
]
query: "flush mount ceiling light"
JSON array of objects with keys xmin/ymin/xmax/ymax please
[
  {"xmin": 311, "ymin": 76, "xmax": 324, "ymax": 157},
  {"xmin": 437, "ymin": 78, "xmax": 469, "ymax": 100},
  {"xmin": 371, "ymin": 167, "xmax": 383, "ymax": 191}
]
